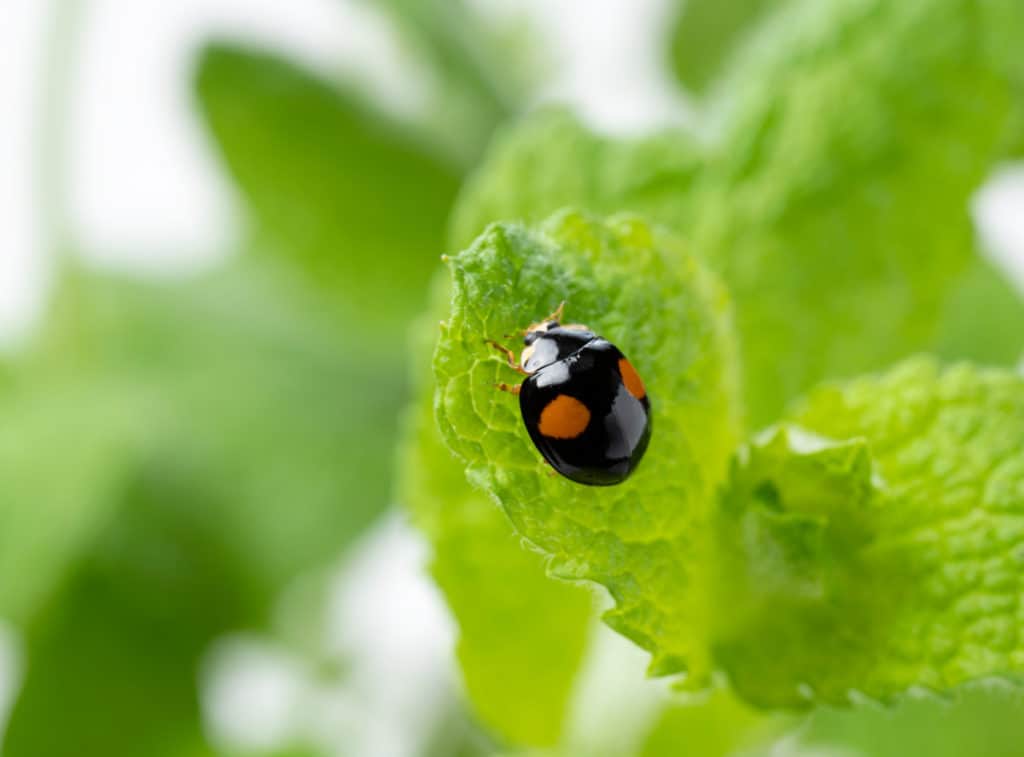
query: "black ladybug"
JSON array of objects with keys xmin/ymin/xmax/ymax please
[{"xmin": 489, "ymin": 303, "xmax": 652, "ymax": 486}]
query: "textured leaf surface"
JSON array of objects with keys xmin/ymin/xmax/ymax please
[
  {"xmin": 434, "ymin": 211, "xmax": 742, "ymax": 685},
  {"xmin": 714, "ymin": 359, "xmax": 1024, "ymax": 706},
  {"xmin": 401, "ymin": 301, "xmax": 594, "ymax": 746}
]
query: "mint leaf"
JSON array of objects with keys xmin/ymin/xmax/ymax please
[
  {"xmin": 667, "ymin": 0, "xmax": 782, "ymax": 93},
  {"xmin": 0, "ymin": 377, "xmax": 154, "ymax": 623},
  {"xmin": 195, "ymin": 44, "xmax": 460, "ymax": 341},
  {"xmin": 639, "ymin": 689, "xmax": 780, "ymax": 757},
  {"xmin": 434, "ymin": 211, "xmax": 742, "ymax": 685},
  {"xmin": 933, "ymin": 253, "xmax": 1024, "ymax": 366},
  {"xmin": 452, "ymin": 0, "xmax": 1024, "ymax": 428},
  {"xmin": 1, "ymin": 266, "xmax": 400, "ymax": 754},
  {"xmin": 450, "ymin": 109, "xmax": 702, "ymax": 251},
  {"xmin": 4, "ymin": 465, "xmax": 244, "ymax": 757},
  {"xmin": 22, "ymin": 266, "xmax": 400, "ymax": 606},
  {"xmin": 401, "ymin": 291, "xmax": 593, "ymax": 746},
  {"xmin": 695, "ymin": 0, "xmax": 1024, "ymax": 423},
  {"xmin": 801, "ymin": 685, "xmax": 1024, "ymax": 756},
  {"xmin": 435, "ymin": 213, "xmax": 1024, "ymax": 708},
  {"xmin": 714, "ymin": 358, "xmax": 1024, "ymax": 706}
]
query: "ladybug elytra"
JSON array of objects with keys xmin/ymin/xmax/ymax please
[{"xmin": 489, "ymin": 303, "xmax": 652, "ymax": 486}]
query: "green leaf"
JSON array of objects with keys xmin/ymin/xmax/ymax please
[
  {"xmin": 27, "ymin": 265, "xmax": 399, "ymax": 606},
  {"xmin": 667, "ymin": 0, "xmax": 782, "ymax": 93},
  {"xmin": 0, "ymin": 377, "xmax": 156, "ymax": 623},
  {"xmin": 400, "ymin": 285, "xmax": 594, "ymax": 746},
  {"xmin": 4, "ymin": 463, "xmax": 245, "ymax": 757},
  {"xmin": 194, "ymin": 44, "xmax": 461, "ymax": 342},
  {"xmin": 452, "ymin": 0, "xmax": 1024, "ymax": 428},
  {"xmin": 449, "ymin": 109, "xmax": 702, "ymax": 252},
  {"xmin": 1, "ymin": 266, "xmax": 400, "ymax": 753},
  {"xmin": 694, "ymin": 0, "xmax": 1024, "ymax": 423},
  {"xmin": 933, "ymin": 253, "xmax": 1024, "ymax": 366},
  {"xmin": 714, "ymin": 358, "xmax": 1024, "ymax": 707},
  {"xmin": 800, "ymin": 684, "xmax": 1024, "ymax": 757},
  {"xmin": 433, "ymin": 211, "xmax": 742, "ymax": 686},
  {"xmin": 639, "ymin": 689, "xmax": 782, "ymax": 757}
]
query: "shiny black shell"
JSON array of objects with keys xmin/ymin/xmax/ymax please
[{"xmin": 519, "ymin": 326, "xmax": 651, "ymax": 486}]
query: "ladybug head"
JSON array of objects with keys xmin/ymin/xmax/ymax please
[{"xmin": 523, "ymin": 320, "xmax": 559, "ymax": 346}]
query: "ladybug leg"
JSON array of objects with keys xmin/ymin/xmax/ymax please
[
  {"xmin": 485, "ymin": 339, "xmax": 529, "ymax": 375},
  {"xmin": 505, "ymin": 301, "xmax": 567, "ymax": 337},
  {"xmin": 494, "ymin": 382, "xmax": 521, "ymax": 395}
]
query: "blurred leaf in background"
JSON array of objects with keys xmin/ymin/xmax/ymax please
[
  {"xmin": 195, "ymin": 45, "xmax": 461, "ymax": 346},
  {"xmin": 5, "ymin": 0, "xmax": 1024, "ymax": 754},
  {"xmin": 668, "ymin": 0, "xmax": 781, "ymax": 94},
  {"xmin": 5, "ymin": 461, "xmax": 244, "ymax": 757},
  {"xmin": 1, "ymin": 0, "xmax": 549, "ymax": 750},
  {"xmin": 1, "ymin": 267, "xmax": 401, "ymax": 755},
  {"xmin": 799, "ymin": 686, "xmax": 1024, "ymax": 757},
  {"xmin": 694, "ymin": 0, "xmax": 1024, "ymax": 423},
  {"xmin": 933, "ymin": 253, "xmax": 1024, "ymax": 365},
  {"xmin": 639, "ymin": 689, "xmax": 780, "ymax": 757}
]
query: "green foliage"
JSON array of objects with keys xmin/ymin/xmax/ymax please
[
  {"xmin": 933, "ymin": 254, "xmax": 1024, "ymax": 365},
  {"xmin": 695, "ymin": 0, "xmax": 1024, "ymax": 424},
  {"xmin": 433, "ymin": 210, "xmax": 742, "ymax": 686},
  {"xmin": 638, "ymin": 690, "xmax": 780, "ymax": 757},
  {"xmin": 0, "ymin": 267, "xmax": 400, "ymax": 755},
  {"xmin": 12, "ymin": 0, "xmax": 1024, "ymax": 752},
  {"xmin": 717, "ymin": 359, "xmax": 1024, "ymax": 706},
  {"xmin": 4, "ymin": 464, "xmax": 242, "ymax": 757},
  {"xmin": 800, "ymin": 685, "xmax": 1024, "ymax": 757},
  {"xmin": 432, "ymin": 205, "xmax": 1024, "ymax": 710},
  {"xmin": 452, "ymin": 0, "xmax": 1024, "ymax": 426},
  {"xmin": 195, "ymin": 43, "xmax": 461, "ymax": 342},
  {"xmin": 450, "ymin": 109, "xmax": 702, "ymax": 251},
  {"xmin": 668, "ymin": 0, "xmax": 781, "ymax": 93},
  {"xmin": 401, "ymin": 286, "xmax": 594, "ymax": 746}
]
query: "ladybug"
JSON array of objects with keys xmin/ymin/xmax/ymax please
[{"xmin": 489, "ymin": 303, "xmax": 651, "ymax": 486}]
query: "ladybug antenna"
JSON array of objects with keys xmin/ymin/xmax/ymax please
[{"xmin": 548, "ymin": 301, "xmax": 566, "ymax": 324}]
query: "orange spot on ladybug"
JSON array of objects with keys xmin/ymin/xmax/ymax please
[
  {"xmin": 619, "ymin": 359, "xmax": 646, "ymax": 400},
  {"xmin": 538, "ymin": 395, "xmax": 591, "ymax": 439}
]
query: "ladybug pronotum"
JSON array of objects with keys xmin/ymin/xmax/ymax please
[{"xmin": 489, "ymin": 303, "xmax": 652, "ymax": 486}]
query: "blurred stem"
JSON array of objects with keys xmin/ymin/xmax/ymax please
[{"xmin": 38, "ymin": 0, "xmax": 85, "ymax": 262}]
